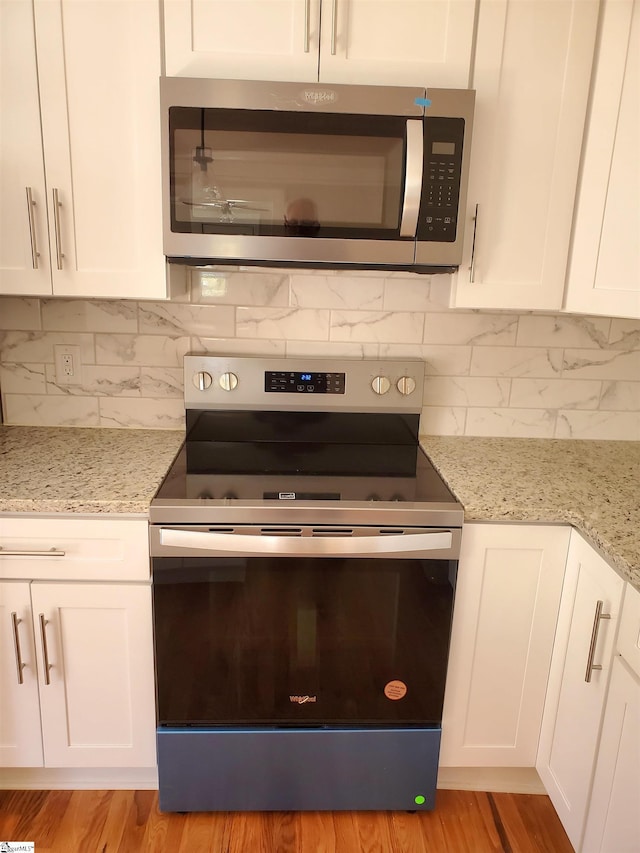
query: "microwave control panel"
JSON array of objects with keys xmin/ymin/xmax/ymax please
[{"xmin": 418, "ymin": 117, "xmax": 466, "ymax": 243}]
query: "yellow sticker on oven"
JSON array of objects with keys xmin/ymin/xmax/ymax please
[{"xmin": 384, "ymin": 680, "xmax": 407, "ymax": 700}]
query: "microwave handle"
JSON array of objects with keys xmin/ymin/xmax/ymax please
[{"xmin": 399, "ymin": 120, "xmax": 424, "ymax": 237}]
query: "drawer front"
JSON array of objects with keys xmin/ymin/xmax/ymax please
[
  {"xmin": 618, "ymin": 583, "xmax": 640, "ymax": 678},
  {"xmin": 0, "ymin": 517, "xmax": 149, "ymax": 581}
]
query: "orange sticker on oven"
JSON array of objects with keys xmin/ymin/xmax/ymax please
[{"xmin": 384, "ymin": 680, "xmax": 407, "ymax": 700}]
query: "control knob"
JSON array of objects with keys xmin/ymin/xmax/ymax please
[
  {"xmin": 193, "ymin": 371, "xmax": 213, "ymax": 391},
  {"xmin": 396, "ymin": 376, "xmax": 417, "ymax": 396},
  {"xmin": 371, "ymin": 375, "xmax": 391, "ymax": 395},
  {"xmin": 219, "ymin": 371, "xmax": 238, "ymax": 392}
]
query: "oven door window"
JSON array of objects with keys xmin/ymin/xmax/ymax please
[
  {"xmin": 153, "ymin": 557, "xmax": 455, "ymax": 727},
  {"xmin": 168, "ymin": 108, "xmax": 409, "ymax": 240}
]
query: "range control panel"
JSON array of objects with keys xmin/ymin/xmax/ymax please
[
  {"xmin": 184, "ymin": 355, "xmax": 425, "ymax": 413},
  {"xmin": 265, "ymin": 371, "xmax": 346, "ymax": 395}
]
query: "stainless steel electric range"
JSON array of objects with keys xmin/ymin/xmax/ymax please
[{"xmin": 149, "ymin": 355, "xmax": 463, "ymax": 813}]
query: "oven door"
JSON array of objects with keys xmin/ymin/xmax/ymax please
[{"xmin": 151, "ymin": 524, "xmax": 459, "ymax": 729}]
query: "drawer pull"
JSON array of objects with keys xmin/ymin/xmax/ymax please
[
  {"xmin": 11, "ymin": 612, "xmax": 26, "ymax": 685},
  {"xmin": 585, "ymin": 599, "xmax": 611, "ymax": 683},
  {"xmin": 0, "ymin": 547, "xmax": 66, "ymax": 557},
  {"xmin": 39, "ymin": 613, "xmax": 53, "ymax": 685}
]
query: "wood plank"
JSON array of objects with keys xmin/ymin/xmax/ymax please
[
  {"xmin": 298, "ymin": 810, "xmax": 337, "ymax": 853},
  {"xmin": 491, "ymin": 791, "xmax": 576, "ymax": 853},
  {"xmin": 419, "ymin": 790, "xmax": 503, "ymax": 852},
  {"xmin": 19, "ymin": 789, "xmax": 73, "ymax": 848},
  {"xmin": 114, "ymin": 789, "xmax": 156, "ymax": 853}
]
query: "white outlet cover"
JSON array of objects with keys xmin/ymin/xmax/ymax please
[{"xmin": 54, "ymin": 344, "xmax": 83, "ymax": 386}]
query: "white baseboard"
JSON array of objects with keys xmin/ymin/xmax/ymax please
[
  {"xmin": 438, "ymin": 766, "xmax": 547, "ymax": 794},
  {"xmin": 0, "ymin": 766, "xmax": 158, "ymax": 790},
  {"xmin": 0, "ymin": 765, "xmax": 544, "ymax": 795}
]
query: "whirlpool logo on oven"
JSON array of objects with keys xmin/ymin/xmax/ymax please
[{"xmin": 289, "ymin": 695, "xmax": 317, "ymax": 704}]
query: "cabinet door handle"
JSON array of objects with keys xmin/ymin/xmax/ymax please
[
  {"xmin": 11, "ymin": 612, "xmax": 26, "ymax": 685},
  {"xmin": 304, "ymin": 0, "xmax": 311, "ymax": 52},
  {"xmin": 0, "ymin": 547, "xmax": 66, "ymax": 557},
  {"xmin": 584, "ymin": 600, "xmax": 611, "ymax": 683},
  {"xmin": 331, "ymin": 0, "xmax": 338, "ymax": 55},
  {"xmin": 25, "ymin": 187, "xmax": 40, "ymax": 269},
  {"xmin": 52, "ymin": 188, "xmax": 64, "ymax": 270},
  {"xmin": 39, "ymin": 613, "xmax": 53, "ymax": 685},
  {"xmin": 469, "ymin": 203, "xmax": 479, "ymax": 283}
]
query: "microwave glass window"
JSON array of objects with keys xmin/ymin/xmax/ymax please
[{"xmin": 169, "ymin": 112, "xmax": 406, "ymax": 237}]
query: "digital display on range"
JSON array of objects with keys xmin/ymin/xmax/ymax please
[{"xmin": 265, "ymin": 371, "xmax": 346, "ymax": 394}]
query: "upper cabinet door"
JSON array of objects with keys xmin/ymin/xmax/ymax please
[
  {"xmin": 33, "ymin": 0, "xmax": 166, "ymax": 299},
  {"xmin": 452, "ymin": 0, "xmax": 600, "ymax": 311},
  {"xmin": 0, "ymin": 0, "xmax": 52, "ymax": 296},
  {"xmin": 318, "ymin": 0, "xmax": 476, "ymax": 87},
  {"xmin": 163, "ymin": 0, "xmax": 323, "ymax": 81},
  {"xmin": 564, "ymin": 0, "xmax": 640, "ymax": 319},
  {"xmin": 163, "ymin": 0, "xmax": 475, "ymax": 88}
]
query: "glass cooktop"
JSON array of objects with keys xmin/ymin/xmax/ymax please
[{"xmin": 153, "ymin": 410, "xmax": 459, "ymax": 508}]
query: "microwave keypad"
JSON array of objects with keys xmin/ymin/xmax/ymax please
[
  {"xmin": 424, "ymin": 156, "xmax": 459, "ymax": 240},
  {"xmin": 418, "ymin": 117, "xmax": 465, "ymax": 244}
]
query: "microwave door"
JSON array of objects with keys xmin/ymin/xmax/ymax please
[{"xmin": 164, "ymin": 104, "xmax": 420, "ymax": 268}]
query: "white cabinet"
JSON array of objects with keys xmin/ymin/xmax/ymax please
[
  {"xmin": 582, "ymin": 584, "xmax": 640, "ymax": 853},
  {"xmin": 163, "ymin": 0, "xmax": 476, "ymax": 88},
  {"xmin": 564, "ymin": 0, "xmax": 640, "ymax": 320},
  {"xmin": 582, "ymin": 658, "xmax": 640, "ymax": 852},
  {"xmin": 537, "ymin": 530, "xmax": 625, "ymax": 852},
  {"xmin": 440, "ymin": 523, "xmax": 570, "ymax": 767},
  {"xmin": 0, "ymin": 517, "xmax": 156, "ymax": 770},
  {"xmin": 0, "ymin": 0, "xmax": 166, "ymax": 299},
  {"xmin": 452, "ymin": 0, "xmax": 599, "ymax": 311}
]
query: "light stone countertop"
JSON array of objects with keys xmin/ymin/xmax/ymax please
[
  {"xmin": 0, "ymin": 425, "xmax": 184, "ymax": 515},
  {"xmin": 420, "ymin": 436, "xmax": 640, "ymax": 590},
  {"xmin": 0, "ymin": 426, "xmax": 638, "ymax": 591}
]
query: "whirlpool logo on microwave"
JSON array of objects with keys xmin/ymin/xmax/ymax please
[
  {"xmin": 301, "ymin": 89, "xmax": 338, "ymax": 106},
  {"xmin": 289, "ymin": 695, "xmax": 317, "ymax": 704}
]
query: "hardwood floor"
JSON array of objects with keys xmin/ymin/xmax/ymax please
[{"xmin": 0, "ymin": 788, "xmax": 574, "ymax": 852}]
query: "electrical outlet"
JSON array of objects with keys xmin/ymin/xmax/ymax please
[{"xmin": 54, "ymin": 344, "xmax": 82, "ymax": 386}]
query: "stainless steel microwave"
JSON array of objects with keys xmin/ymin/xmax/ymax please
[{"xmin": 161, "ymin": 77, "xmax": 475, "ymax": 274}]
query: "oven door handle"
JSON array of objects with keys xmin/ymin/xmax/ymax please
[{"xmin": 157, "ymin": 527, "xmax": 453, "ymax": 557}]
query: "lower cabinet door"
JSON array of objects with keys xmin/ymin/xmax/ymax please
[
  {"xmin": 536, "ymin": 532, "xmax": 625, "ymax": 851},
  {"xmin": 31, "ymin": 581, "xmax": 156, "ymax": 767},
  {"xmin": 0, "ymin": 580, "xmax": 43, "ymax": 766},
  {"xmin": 582, "ymin": 656, "xmax": 640, "ymax": 853},
  {"xmin": 440, "ymin": 523, "xmax": 569, "ymax": 766}
]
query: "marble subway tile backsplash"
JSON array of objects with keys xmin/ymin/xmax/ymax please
[{"xmin": 0, "ymin": 269, "xmax": 639, "ymax": 438}]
